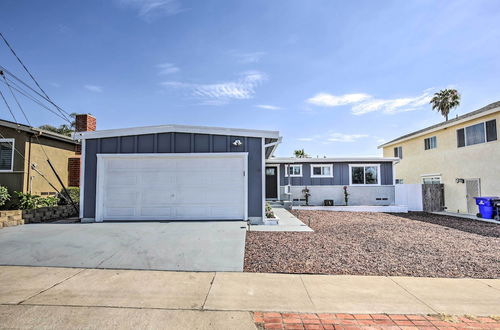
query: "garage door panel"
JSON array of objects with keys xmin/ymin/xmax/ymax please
[
  {"xmin": 140, "ymin": 207, "xmax": 173, "ymax": 217},
  {"xmin": 105, "ymin": 207, "xmax": 136, "ymax": 217},
  {"xmin": 98, "ymin": 154, "xmax": 247, "ymax": 221}
]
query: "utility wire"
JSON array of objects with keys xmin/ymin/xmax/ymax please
[
  {"xmin": 0, "ymin": 86, "xmax": 18, "ymax": 123},
  {"xmin": 0, "ymin": 128, "xmax": 64, "ymax": 198},
  {"xmin": 0, "ymin": 32, "xmax": 70, "ymax": 121},
  {"xmin": 0, "ymin": 65, "xmax": 72, "ymax": 123},
  {"xmin": 0, "ymin": 76, "xmax": 71, "ymax": 123}
]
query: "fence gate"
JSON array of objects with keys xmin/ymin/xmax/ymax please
[{"xmin": 422, "ymin": 184, "xmax": 445, "ymax": 212}]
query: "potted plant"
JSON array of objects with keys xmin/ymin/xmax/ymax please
[
  {"xmin": 343, "ymin": 186, "xmax": 349, "ymax": 206},
  {"xmin": 302, "ymin": 186, "xmax": 311, "ymax": 206},
  {"xmin": 264, "ymin": 202, "xmax": 279, "ymax": 225}
]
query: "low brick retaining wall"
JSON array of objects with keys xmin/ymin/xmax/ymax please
[{"xmin": 0, "ymin": 205, "xmax": 79, "ymax": 228}]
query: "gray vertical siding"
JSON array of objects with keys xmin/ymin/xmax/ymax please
[
  {"xmin": 277, "ymin": 162, "xmax": 394, "ymax": 186},
  {"xmin": 83, "ymin": 133, "xmax": 262, "ymax": 219}
]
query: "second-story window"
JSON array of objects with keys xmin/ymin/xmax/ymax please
[
  {"xmin": 457, "ymin": 119, "xmax": 497, "ymax": 148},
  {"xmin": 393, "ymin": 146, "xmax": 403, "ymax": 159},
  {"xmin": 424, "ymin": 136, "xmax": 437, "ymax": 150}
]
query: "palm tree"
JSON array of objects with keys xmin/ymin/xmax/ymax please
[
  {"xmin": 429, "ymin": 89, "xmax": 461, "ymax": 121},
  {"xmin": 38, "ymin": 113, "xmax": 78, "ymax": 137},
  {"xmin": 294, "ymin": 149, "xmax": 308, "ymax": 158}
]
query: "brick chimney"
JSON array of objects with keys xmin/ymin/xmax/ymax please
[
  {"xmin": 69, "ymin": 114, "xmax": 96, "ymax": 189},
  {"xmin": 75, "ymin": 114, "xmax": 96, "ymax": 132}
]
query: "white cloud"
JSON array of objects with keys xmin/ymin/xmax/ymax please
[
  {"xmin": 116, "ymin": 0, "xmax": 183, "ymax": 21},
  {"xmin": 161, "ymin": 71, "xmax": 267, "ymax": 105},
  {"xmin": 231, "ymin": 51, "xmax": 266, "ymax": 64},
  {"xmin": 307, "ymin": 93, "xmax": 371, "ymax": 107},
  {"xmin": 298, "ymin": 132, "xmax": 370, "ymax": 143},
  {"xmin": 327, "ymin": 133, "xmax": 369, "ymax": 142},
  {"xmin": 306, "ymin": 89, "xmax": 436, "ymax": 115},
  {"xmin": 84, "ymin": 85, "xmax": 103, "ymax": 93},
  {"xmin": 352, "ymin": 91, "xmax": 433, "ymax": 115},
  {"xmin": 255, "ymin": 104, "xmax": 282, "ymax": 110},
  {"xmin": 157, "ymin": 62, "xmax": 180, "ymax": 75}
]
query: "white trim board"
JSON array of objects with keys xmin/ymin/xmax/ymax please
[
  {"xmin": 267, "ymin": 157, "xmax": 398, "ymax": 164},
  {"xmin": 75, "ymin": 124, "xmax": 280, "ymax": 140},
  {"xmin": 94, "ymin": 152, "xmax": 249, "ymax": 222}
]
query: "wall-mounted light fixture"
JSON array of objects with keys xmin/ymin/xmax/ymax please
[
  {"xmin": 232, "ymin": 139, "xmax": 242, "ymax": 147},
  {"xmin": 455, "ymin": 178, "xmax": 465, "ymax": 184}
]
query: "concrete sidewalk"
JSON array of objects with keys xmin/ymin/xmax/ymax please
[{"xmin": 1, "ymin": 266, "xmax": 498, "ymax": 318}]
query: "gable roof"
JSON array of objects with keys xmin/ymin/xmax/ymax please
[
  {"xmin": 0, "ymin": 118, "xmax": 79, "ymax": 144},
  {"xmin": 378, "ymin": 101, "xmax": 500, "ymax": 148},
  {"xmin": 75, "ymin": 123, "xmax": 280, "ymax": 140}
]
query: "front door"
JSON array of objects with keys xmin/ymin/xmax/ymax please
[
  {"xmin": 265, "ymin": 166, "xmax": 278, "ymax": 199},
  {"xmin": 465, "ymin": 178, "xmax": 481, "ymax": 214}
]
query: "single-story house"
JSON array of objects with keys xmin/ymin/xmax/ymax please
[
  {"xmin": 75, "ymin": 117, "xmax": 397, "ymax": 223},
  {"xmin": 265, "ymin": 157, "xmax": 398, "ymax": 206},
  {"xmin": 0, "ymin": 119, "xmax": 80, "ymax": 198}
]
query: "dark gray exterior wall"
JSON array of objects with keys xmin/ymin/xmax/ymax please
[
  {"xmin": 83, "ymin": 133, "xmax": 262, "ymax": 219},
  {"xmin": 272, "ymin": 162, "xmax": 393, "ymax": 186}
]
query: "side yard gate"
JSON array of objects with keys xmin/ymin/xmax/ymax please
[{"xmin": 422, "ymin": 184, "xmax": 445, "ymax": 212}]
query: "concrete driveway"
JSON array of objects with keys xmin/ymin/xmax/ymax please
[{"xmin": 0, "ymin": 221, "xmax": 247, "ymax": 271}]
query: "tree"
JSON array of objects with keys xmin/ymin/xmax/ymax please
[
  {"xmin": 429, "ymin": 89, "xmax": 461, "ymax": 121},
  {"xmin": 294, "ymin": 149, "xmax": 308, "ymax": 158},
  {"xmin": 39, "ymin": 113, "xmax": 77, "ymax": 137}
]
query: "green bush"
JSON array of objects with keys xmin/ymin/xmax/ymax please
[
  {"xmin": 265, "ymin": 202, "xmax": 275, "ymax": 219},
  {"xmin": 0, "ymin": 186, "xmax": 10, "ymax": 207},
  {"xmin": 14, "ymin": 192, "xmax": 59, "ymax": 210},
  {"xmin": 58, "ymin": 187, "xmax": 79, "ymax": 205}
]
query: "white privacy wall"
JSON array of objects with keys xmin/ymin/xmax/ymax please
[{"xmin": 395, "ymin": 184, "xmax": 423, "ymax": 211}]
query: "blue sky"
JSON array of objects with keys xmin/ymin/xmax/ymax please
[{"xmin": 1, "ymin": 0, "xmax": 499, "ymax": 157}]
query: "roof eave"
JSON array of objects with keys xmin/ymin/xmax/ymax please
[{"xmin": 75, "ymin": 124, "xmax": 280, "ymax": 140}]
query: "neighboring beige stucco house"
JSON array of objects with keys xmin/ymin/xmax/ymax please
[
  {"xmin": 379, "ymin": 101, "xmax": 500, "ymax": 215},
  {"xmin": 0, "ymin": 119, "xmax": 80, "ymax": 198}
]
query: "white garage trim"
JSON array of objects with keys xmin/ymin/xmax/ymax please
[{"xmin": 95, "ymin": 152, "xmax": 248, "ymax": 222}]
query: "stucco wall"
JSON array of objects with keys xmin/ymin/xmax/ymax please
[
  {"xmin": 280, "ymin": 185, "xmax": 395, "ymax": 206},
  {"xmin": 383, "ymin": 111, "xmax": 500, "ymax": 213},
  {"xmin": 26, "ymin": 136, "xmax": 77, "ymax": 195}
]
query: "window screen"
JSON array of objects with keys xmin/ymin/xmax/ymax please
[
  {"xmin": 486, "ymin": 119, "xmax": 497, "ymax": 142},
  {"xmin": 0, "ymin": 140, "xmax": 14, "ymax": 171},
  {"xmin": 465, "ymin": 122, "xmax": 486, "ymax": 146}
]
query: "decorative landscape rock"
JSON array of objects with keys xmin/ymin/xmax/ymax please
[{"xmin": 244, "ymin": 211, "xmax": 500, "ymax": 278}]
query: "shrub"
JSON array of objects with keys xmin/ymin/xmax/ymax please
[
  {"xmin": 58, "ymin": 187, "xmax": 80, "ymax": 205},
  {"xmin": 265, "ymin": 202, "xmax": 275, "ymax": 219},
  {"xmin": 0, "ymin": 186, "xmax": 10, "ymax": 207},
  {"xmin": 14, "ymin": 192, "xmax": 59, "ymax": 210}
]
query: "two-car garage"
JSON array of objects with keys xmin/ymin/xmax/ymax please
[
  {"xmin": 77, "ymin": 124, "xmax": 280, "ymax": 223},
  {"xmin": 95, "ymin": 153, "xmax": 247, "ymax": 221}
]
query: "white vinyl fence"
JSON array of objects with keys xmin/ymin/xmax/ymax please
[{"xmin": 395, "ymin": 184, "xmax": 423, "ymax": 211}]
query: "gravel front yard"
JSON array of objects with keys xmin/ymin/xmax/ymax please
[{"xmin": 244, "ymin": 211, "xmax": 500, "ymax": 278}]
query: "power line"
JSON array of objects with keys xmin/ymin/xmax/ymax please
[
  {"xmin": 0, "ymin": 76, "xmax": 72, "ymax": 124},
  {"xmin": 0, "ymin": 32, "xmax": 70, "ymax": 121},
  {"xmin": 0, "ymin": 86, "xmax": 18, "ymax": 123},
  {"xmin": 0, "ymin": 65, "xmax": 72, "ymax": 122}
]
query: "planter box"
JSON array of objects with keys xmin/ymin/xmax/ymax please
[{"xmin": 263, "ymin": 216, "xmax": 280, "ymax": 225}]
